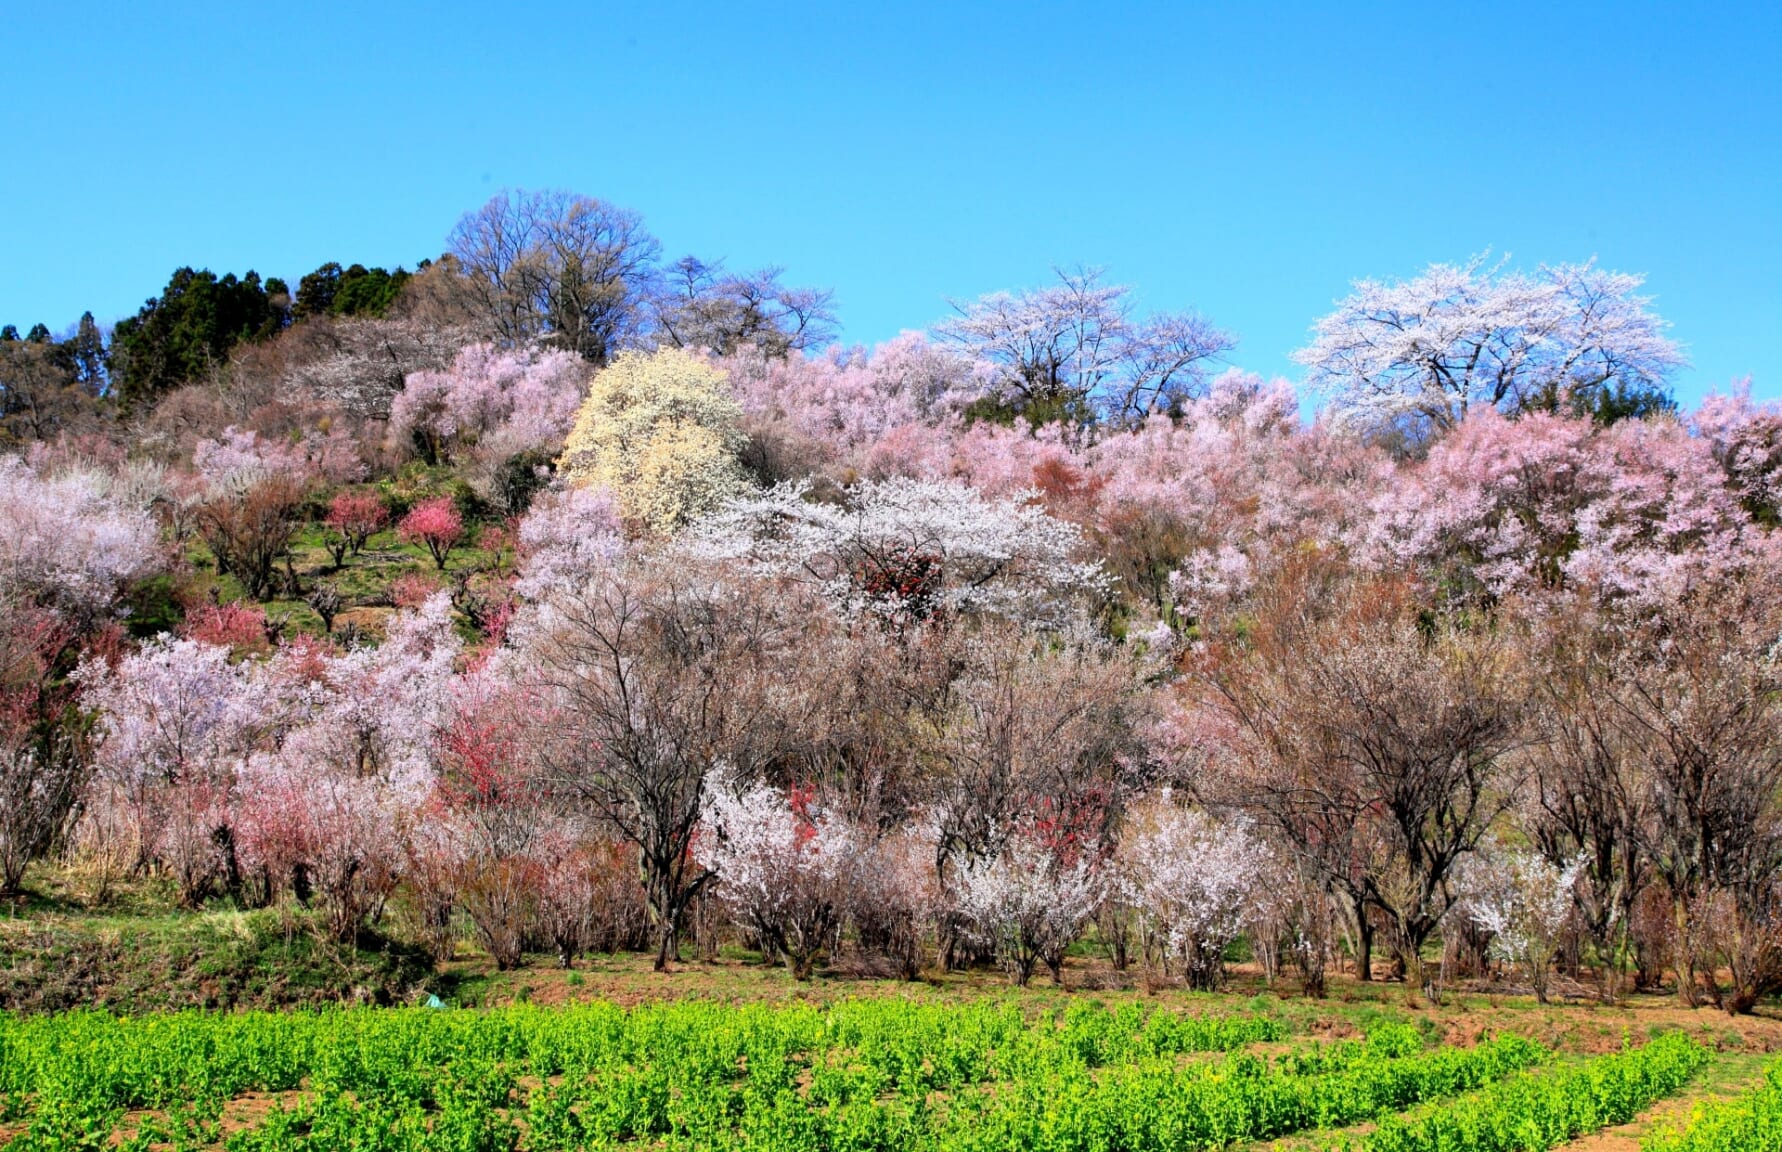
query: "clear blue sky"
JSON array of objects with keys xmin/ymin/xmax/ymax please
[{"xmin": 3, "ymin": 1, "xmax": 1777, "ymax": 406}]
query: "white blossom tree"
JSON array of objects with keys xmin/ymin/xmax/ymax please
[
  {"xmin": 690, "ymin": 477, "xmax": 1105, "ymax": 625},
  {"xmin": 1118, "ymin": 799, "xmax": 1269, "ymax": 990},
  {"xmin": 937, "ymin": 266, "xmax": 1233, "ymax": 424},
  {"xmin": 697, "ymin": 767, "xmax": 864, "ymax": 979},
  {"xmin": 1297, "ymin": 255, "xmax": 1684, "ymax": 436},
  {"xmin": 0, "ymin": 456, "xmax": 161, "ymax": 619},
  {"xmin": 1455, "ymin": 845, "xmax": 1584, "ymax": 1003},
  {"xmin": 951, "ymin": 836, "xmax": 1101, "ymax": 986}
]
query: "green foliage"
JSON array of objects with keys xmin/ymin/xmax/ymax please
[
  {"xmin": 0, "ymin": 999, "xmax": 1573, "ymax": 1151},
  {"xmin": 376, "ymin": 462, "xmax": 490, "ymax": 524},
  {"xmin": 292, "ymin": 262, "xmax": 411, "ymax": 320},
  {"xmin": 109, "ymin": 267, "xmax": 291, "ymax": 409},
  {"xmin": 1329, "ymin": 1031, "xmax": 1712, "ymax": 1152},
  {"xmin": 492, "ymin": 449, "xmax": 554, "ymax": 517},
  {"xmin": 1644, "ymin": 1056, "xmax": 1782, "ymax": 1152}
]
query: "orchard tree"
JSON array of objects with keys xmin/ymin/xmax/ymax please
[
  {"xmin": 0, "ymin": 598, "xmax": 86, "ymax": 894},
  {"xmin": 1454, "ymin": 844, "xmax": 1583, "ymax": 1004},
  {"xmin": 1617, "ymin": 577, "xmax": 1782, "ymax": 1014},
  {"xmin": 559, "ymin": 346, "xmax": 748, "ymax": 533},
  {"xmin": 1200, "ymin": 567, "xmax": 1527, "ymax": 994},
  {"xmin": 399, "ymin": 498, "xmax": 466, "ymax": 570},
  {"xmin": 513, "ymin": 483, "xmax": 624, "ymax": 600},
  {"xmin": 526, "ymin": 558, "xmax": 813, "ymax": 969},
  {"xmin": 697, "ymin": 767, "xmax": 864, "ymax": 979},
  {"xmin": 691, "ymin": 477, "xmax": 1106, "ymax": 626},
  {"xmin": 1519, "ymin": 603, "xmax": 1653, "ymax": 1002},
  {"xmin": 921, "ymin": 627, "xmax": 1152, "ymax": 883},
  {"xmin": 951, "ymin": 834, "xmax": 1101, "ymax": 986},
  {"xmin": 322, "ymin": 490, "xmax": 390, "ymax": 566},
  {"xmin": 388, "ymin": 342, "xmax": 587, "ymax": 481},
  {"xmin": 197, "ymin": 477, "xmax": 306, "ymax": 599},
  {"xmin": 937, "ymin": 266, "xmax": 1233, "ymax": 425},
  {"xmin": 0, "ymin": 457, "xmax": 161, "ymax": 620},
  {"xmin": 1297, "ymin": 255, "xmax": 1684, "ymax": 438},
  {"xmin": 1117, "ymin": 799, "xmax": 1269, "ymax": 990}
]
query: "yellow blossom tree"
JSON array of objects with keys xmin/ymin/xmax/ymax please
[{"xmin": 558, "ymin": 347, "xmax": 748, "ymax": 533}]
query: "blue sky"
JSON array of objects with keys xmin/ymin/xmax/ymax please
[{"xmin": 3, "ymin": 1, "xmax": 1777, "ymax": 406}]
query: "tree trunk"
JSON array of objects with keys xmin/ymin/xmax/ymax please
[{"xmin": 1353, "ymin": 899, "xmax": 1375, "ymax": 982}]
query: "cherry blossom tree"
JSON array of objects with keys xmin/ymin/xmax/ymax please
[
  {"xmin": 950, "ymin": 834, "xmax": 1101, "ymax": 986},
  {"xmin": 282, "ymin": 314, "xmax": 469, "ymax": 421},
  {"xmin": 533, "ymin": 832, "xmax": 648, "ymax": 966},
  {"xmin": 1693, "ymin": 381, "xmax": 1782, "ymax": 523},
  {"xmin": 193, "ymin": 425, "xmax": 363, "ymax": 490},
  {"xmin": 1454, "ymin": 844, "xmax": 1584, "ymax": 1003},
  {"xmin": 1117, "ymin": 798, "xmax": 1268, "ymax": 990},
  {"xmin": 1355, "ymin": 408, "xmax": 1756, "ymax": 609},
  {"xmin": 399, "ymin": 497, "xmax": 465, "ymax": 570},
  {"xmin": 234, "ymin": 743, "xmax": 411, "ymax": 940},
  {"xmin": 853, "ymin": 821, "xmax": 943, "ymax": 979},
  {"xmin": 648, "ymin": 258, "xmax": 837, "ymax": 358},
  {"xmin": 718, "ymin": 333, "xmax": 986, "ymax": 483},
  {"xmin": 0, "ymin": 456, "xmax": 161, "ymax": 619},
  {"xmin": 428, "ymin": 665, "xmax": 553, "ymax": 968},
  {"xmin": 513, "ymin": 483, "xmax": 624, "ymax": 600},
  {"xmin": 938, "ymin": 266, "xmax": 1233, "ymax": 425},
  {"xmin": 690, "ymin": 478, "xmax": 1106, "ymax": 625},
  {"xmin": 525, "ymin": 559, "xmax": 814, "ymax": 969},
  {"xmin": 697, "ymin": 767, "xmax": 864, "ymax": 979},
  {"xmin": 1297, "ymin": 255, "xmax": 1684, "ymax": 437},
  {"xmin": 388, "ymin": 342, "xmax": 587, "ymax": 488},
  {"xmin": 78, "ymin": 634, "xmax": 268, "ymax": 899}
]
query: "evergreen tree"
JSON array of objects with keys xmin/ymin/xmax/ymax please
[{"xmin": 109, "ymin": 267, "xmax": 291, "ymax": 410}]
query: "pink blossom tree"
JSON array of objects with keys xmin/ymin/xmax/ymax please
[
  {"xmin": 389, "ymin": 342, "xmax": 587, "ymax": 485},
  {"xmin": 322, "ymin": 490, "xmax": 390, "ymax": 566},
  {"xmin": 77, "ymin": 635, "xmax": 267, "ymax": 900},
  {"xmin": 513, "ymin": 483, "xmax": 624, "ymax": 600},
  {"xmin": 399, "ymin": 497, "xmax": 466, "ymax": 570},
  {"xmin": 1356, "ymin": 408, "xmax": 1757, "ymax": 609}
]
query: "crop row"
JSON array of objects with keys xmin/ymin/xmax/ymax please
[
  {"xmin": 1319, "ymin": 1031, "xmax": 1712, "ymax": 1152},
  {"xmin": 0, "ymin": 997, "xmax": 1281, "ymax": 1111},
  {"xmin": 0, "ymin": 999, "xmax": 1555, "ymax": 1152},
  {"xmin": 1643, "ymin": 1055, "xmax": 1782, "ymax": 1152}
]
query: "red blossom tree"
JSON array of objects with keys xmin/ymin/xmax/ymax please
[
  {"xmin": 322, "ymin": 490, "xmax": 390, "ymax": 566},
  {"xmin": 399, "ymin": 497, "xmax": 465, "ymax": 570}
]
